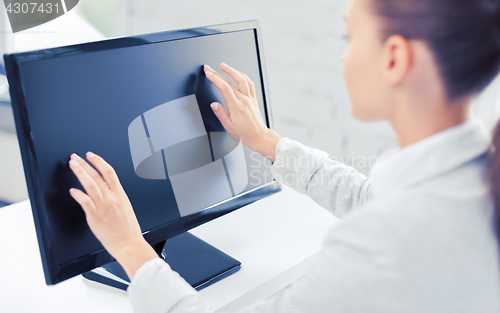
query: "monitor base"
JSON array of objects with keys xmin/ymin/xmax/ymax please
[{"xmin": 82, "ymin": 232, "xmax": 241, "ymax": 291}]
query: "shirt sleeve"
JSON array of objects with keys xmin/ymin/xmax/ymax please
[
  {"xmin": 128, "ymin": 258, "xmax": 211, "ymax": 313},
  {"xmin": 271, "ymin": 137, "xmax": 373, "ymax": 218},
  {"xmin": 128, "ymin": 207, "xmax": 398, "ymax": 313}
]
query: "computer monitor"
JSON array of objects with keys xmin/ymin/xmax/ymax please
[{"xmin": 3, "ymin": 20, "xmax": 281, "ymax": 288}]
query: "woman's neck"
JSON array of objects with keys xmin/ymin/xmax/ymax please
[{"xmin": 389, "ymin": 94, "xmax": 471, "ymax": 148}]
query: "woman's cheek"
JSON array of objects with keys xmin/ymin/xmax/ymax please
[
  {"xmin": 343, "ymin": 48, "xmax": 363, "ymax": 117},
  {"xmin": 343, "ymin": 45, "xmax": 384, "ymax": 121}
]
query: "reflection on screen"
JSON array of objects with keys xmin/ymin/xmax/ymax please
[{"xmin": 129, "ymin": 94, "xmax": 248, "ymax": 216}]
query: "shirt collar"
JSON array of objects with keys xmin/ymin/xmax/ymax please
[{"xmin": 369, "ymin": 118, "xmax": 491, "ymax": 199}]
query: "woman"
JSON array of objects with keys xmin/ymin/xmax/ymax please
[{"xmin": 68, "ymin": 0, "xmax": 500, "ymax": 311}]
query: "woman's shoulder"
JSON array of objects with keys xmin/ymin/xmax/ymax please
[
  {"xmin": 323, "ymin": 175, "xmax": 497, "ymax": 263},
  {"xmin": 316, "ymin": 180, "xmax": 500, "ymax": 303}
]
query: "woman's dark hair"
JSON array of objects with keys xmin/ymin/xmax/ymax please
[
  {"xmin": 368, "ymin": 0, "xmax": 500, "ymax": 236},
  {"xmin": 369, "ymin": 0, "xmax": 500, "ymax": 101}
]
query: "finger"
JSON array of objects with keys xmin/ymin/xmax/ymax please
[
  {"xmin": 220, "ymin": 63, "xmax": 251, "ymax": 97},
  {"xmin": 86, "ymin": 152, "xmax": 124, "ymax": 193},
  {"xmin": 204, "ymin": 68, "xmax": 240, "ymax": 108},
  {"xmin": 210, "ymin": 102, "xmax": 234, "ymax": 131},
  {"xmin": 69, "ymin": 188, "xmax": 97, "ymax": 216},
  {"xmin": 204, "ymin": 64, "xmax": 238, "ymax": 90},
  {"xmin": 241, "ymin": 73, "xmax": 256, "ymax": 98},
  {"xmin": 70, "ymin": 158, "xmax": 105, "ymax": 204},
  {"xmin": 204, "ymin": 64, "xmax": 243, "ymax": 100},
  {"xmin": 71, "ymin": 153, "xmax": 109, "ymax": 191}
]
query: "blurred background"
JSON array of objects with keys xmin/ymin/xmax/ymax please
[{"xmin": 0, "ymin": 0, "xmax": 499, "ymax": 207}]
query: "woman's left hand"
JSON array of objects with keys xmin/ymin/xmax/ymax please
[{"xmin": 68, "ymin": 152, "xmax": 158, "ymax": 279}]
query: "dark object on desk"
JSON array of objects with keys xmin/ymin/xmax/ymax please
[
  {"xmin": 3, "ymin": 20, "xmax": 280, "ymax": 287},
  {"xmin": 83, "ymin": 232, "xmax": 241, "ymax": 291}
]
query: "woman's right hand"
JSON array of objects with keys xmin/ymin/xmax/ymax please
[{"xmin": 204, "ymin": 63, "xmax": 281, "ymax": 162}]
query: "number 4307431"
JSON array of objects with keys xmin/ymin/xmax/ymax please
[{"xmin": 6, "ymin": 2, "xmax": 59, "ymax": 14}]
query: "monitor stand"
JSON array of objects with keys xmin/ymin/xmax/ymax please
[{"xmin": 82, "ymin": 232, "xmax": 241, "ymax": 291}]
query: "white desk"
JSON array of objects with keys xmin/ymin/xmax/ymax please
[{"xmin": 0, "ymin": 186, "xmax": 339, "ymax": 312}]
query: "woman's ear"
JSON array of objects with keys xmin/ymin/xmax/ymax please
[{"xmin": 381, "ymin": 34, "xmax": 413, "ymax": 85}]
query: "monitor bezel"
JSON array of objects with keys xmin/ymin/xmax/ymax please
[{"xmin": 4, "ymin": 20, "xmax": 281, "ymax": 285}]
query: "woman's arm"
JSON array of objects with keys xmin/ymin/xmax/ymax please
[
  {"xmin": 271, "ymin": 137, "xmax": 373, "ymax": 217},
  {"xmin": 205, "ymin": 64, "xmax": 372, "ymax": 217}
]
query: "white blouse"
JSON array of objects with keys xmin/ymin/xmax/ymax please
[{"xmin": 127, "ymin": 119, "xmax": 500, "ymax": 312}]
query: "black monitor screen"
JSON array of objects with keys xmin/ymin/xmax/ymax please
[{"xmin": 4, "ymin": 21, "xmax": 280, "ymax": 285}]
